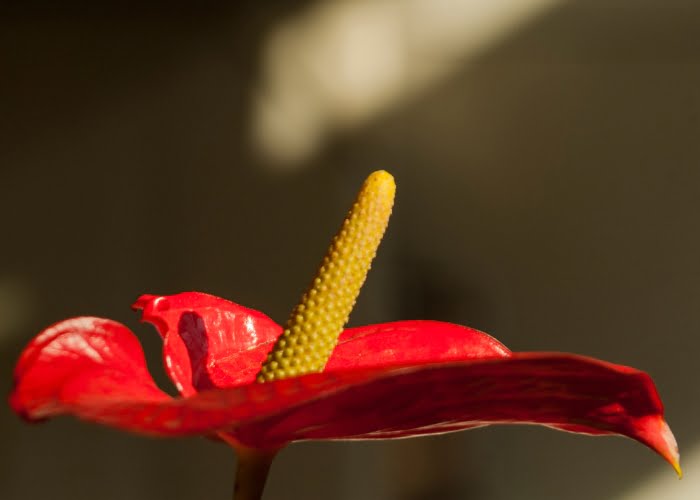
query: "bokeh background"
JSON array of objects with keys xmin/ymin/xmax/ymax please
[{"xmin": 1, "ymin": 1, "xmax": 699, "ymax": 499}]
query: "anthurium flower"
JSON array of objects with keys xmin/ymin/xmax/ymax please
[{"xmin": 10, "ymin": 171, "xmax": 680, "ymax": 500}]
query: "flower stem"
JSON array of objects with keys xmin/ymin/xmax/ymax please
[{"xmin": 233, "ymin": 448, "xmax": 276, "ymax": 500}]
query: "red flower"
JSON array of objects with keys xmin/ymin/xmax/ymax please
[
  {"xmin": 8, "ymin": 171, "xmax": 680, "ymax": 498},
  {"xmin": 11, "ymin": 291, "xmax": 679, "ymax": 472}
]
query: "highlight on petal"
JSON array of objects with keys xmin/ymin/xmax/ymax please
[
  {"xmin": 633, "ymin": 415, "xmax": 682, "ymax": 477},
  {"xmin": 133, "ymin": 292, "xmax": 282, "ymax": 395},
  {"xmin": 10, "ymin": 317, "xmax": 170, "ymax": 423},
  {"xmin": 328, "ymin": 320, "xmax": 511, "ymax": 370}
]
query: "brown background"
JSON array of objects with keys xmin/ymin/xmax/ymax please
[{"xmin": 1, "ymin": 2, "xmax": 698, "ymax": 499}]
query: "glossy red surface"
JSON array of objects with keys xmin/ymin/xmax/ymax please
[{"xmin": 9, "ymin": 292, "xmax": 679, "ymax": 473}]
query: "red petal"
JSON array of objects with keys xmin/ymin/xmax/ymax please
[
  {"xmin": 133, "ymin": 293, "xmax": 511, "ymax": 395},
  {"xmin": 10, "ymin": 317, "xmax": 170, "ymax": 422},
  {"xmin": 328, "ymin": 320, "xmax": 511, "ymax": 370},
  {"xmin": 11, "ymin": 321, "xmax": 679, "ymax": 472},
  {"xmin": 228, "ymin": 354, "xmax": 677, "ymax": 470},
  {"xmin": 133, "ymin": 293, "xmax": 282, "ymax": 395}
]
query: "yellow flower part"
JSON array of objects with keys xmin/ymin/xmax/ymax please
[{"xmin": 257, "ymin": 171, "xmax": 395, "ymax": 382}]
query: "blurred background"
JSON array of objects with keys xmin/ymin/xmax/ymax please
[{"xmin": 1, "ymin": 1, "xmax": 699, "ymax": 499}]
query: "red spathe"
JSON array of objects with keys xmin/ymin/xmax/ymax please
[{"xmin": 9, "ymin": 292, "xmax": 680, "ymax": 474}]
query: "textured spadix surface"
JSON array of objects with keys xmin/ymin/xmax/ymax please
[{"xmin": 258, "ymin": 170, "xmax": 395, "ymax": 381}]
